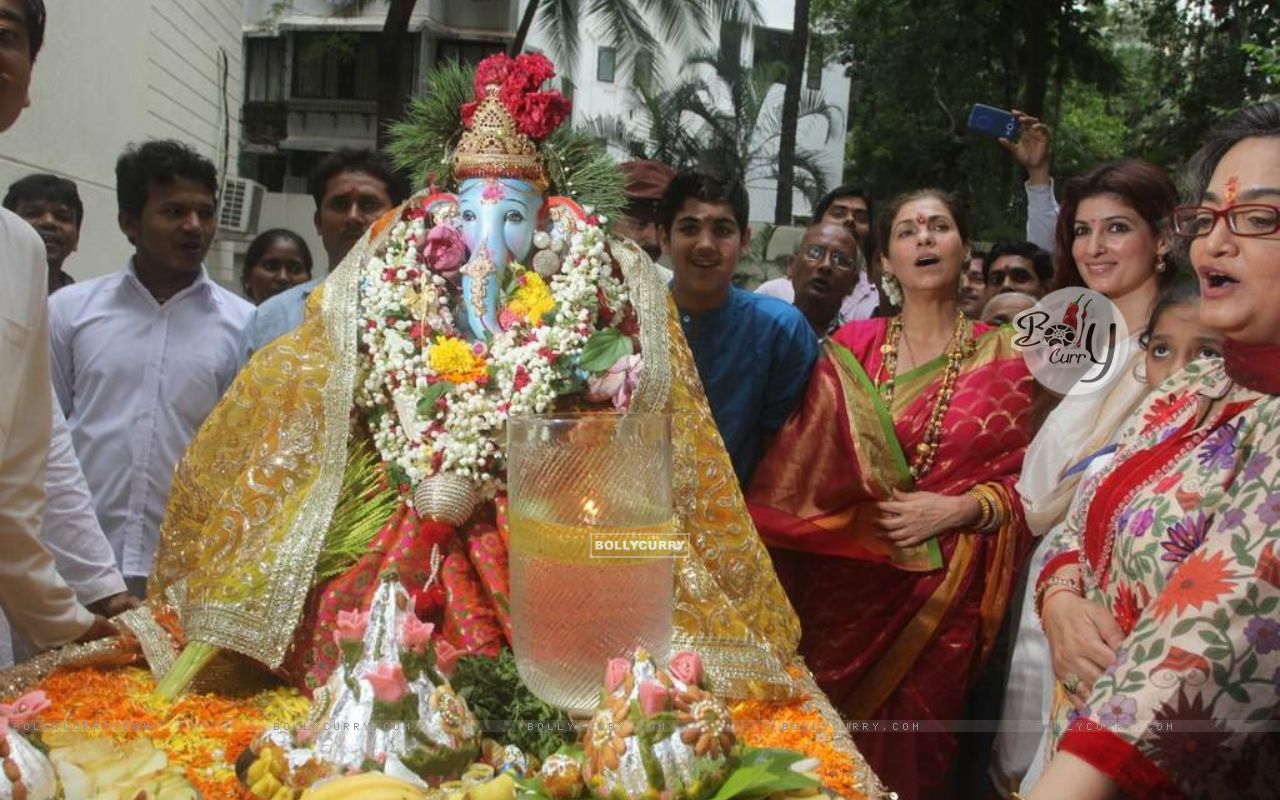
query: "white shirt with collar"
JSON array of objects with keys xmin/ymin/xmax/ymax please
[
  {"xmin": 756, "ymin": 270, "xmax": 880, "ymax": 333},
  {"xmin": 0, "ymin": 208, "xmax": 94, "ymax": 649},
  {"xmin": 48, "ymin": 260, "xmax": 253, "ymax": 579}
]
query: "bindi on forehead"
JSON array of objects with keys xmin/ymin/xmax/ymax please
[
  {"xmin": 481, "ymin": 180, "xmax": 506, "ymax": 204},
  {"xmin": 1224, "ymin": 175, "xmax": 1240, "ymax": 206}
]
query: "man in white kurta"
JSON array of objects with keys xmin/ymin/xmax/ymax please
[{"xmin": 0, "ymin": 0, "xmax": 114, "ymax": 653}]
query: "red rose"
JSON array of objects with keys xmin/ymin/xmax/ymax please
[
  {"xmin": 513, "ymin": 52, "xmax": 555, "ymax": 89},
  {"xmin": 461, "ymin": 100, "xmax": 479, "ymax": 127},
  {"xmin": 473, "ymin": 54, "xmax": 513, "ymax": 95},
  {"xmin": 512, "ymin": 92, "xmax": 572, "ymax": 140},
  {"xmin": 668, "ymin": 650, "xmax": 703, "ymax": 686}
]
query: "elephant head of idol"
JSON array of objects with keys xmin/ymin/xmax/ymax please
[{"xmin": 421, "ymin": 53, "xmax": 574, "ymax": 339}]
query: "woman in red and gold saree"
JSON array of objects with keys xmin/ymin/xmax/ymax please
[
  {"xmin": 1026, "ymin": 103, "xmax": 1280, "ymax": 800},
  {"xmin": 748, "ymin": 190, "xmax": 1035, "ymax": 800}
]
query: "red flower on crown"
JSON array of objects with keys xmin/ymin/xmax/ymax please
[{"xmin": 461, "ymin": 52, "xmax": 571, "ymax": 142}]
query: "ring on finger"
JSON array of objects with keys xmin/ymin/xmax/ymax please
[{"xmin": 1060, "ymin": 675, "xmax": 1080, "ymax": 695}]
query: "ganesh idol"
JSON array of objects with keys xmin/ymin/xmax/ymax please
[{"xmin": 144, "ymin": 54, "xmax": 801, "ymax": 708}]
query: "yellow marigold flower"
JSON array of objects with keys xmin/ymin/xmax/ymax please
[
  {"xmin": 429, "ymin": 336, "xmax": 487, "ymax": 384},
  {"xmin": 507, "ymin": 272, "xmax": 556, "ymax": 325}
]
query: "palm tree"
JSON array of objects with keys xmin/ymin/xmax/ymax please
[
  {"xmin": 511, "ymin": 0, "xmax": 761, "ymax": 78},
  {"xmin": 674, "ymin": 48, "xmax": 839, "ymax": 209},
  {"xmin": 775, "ymin": 0, "xmax": 811, "ymax": 223},
  {"xmin": 580, "ymin": 82, "xmax": 702, "ymax": 166}
]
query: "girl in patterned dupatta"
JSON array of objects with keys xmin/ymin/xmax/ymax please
[
  {"xmin": 747, "ymin": 189, "xmax": 1034, "ymax": 799},
  {"xmin": 1026, "ymin": 102, "xmax": 1280, "ymax": 799}
]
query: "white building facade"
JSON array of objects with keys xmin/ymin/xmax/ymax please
[
  {"xmin": 522, "ymin": 1, "xmax": 850, "ymax": 223},
  {"xmin": 1, "ymin": 0, "xmax": 244, "ymax": 285}
]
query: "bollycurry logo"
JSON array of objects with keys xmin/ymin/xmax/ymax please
[{"xmin": 1012, "ymin": 288, "xmax": 1130, "ymax": 396}]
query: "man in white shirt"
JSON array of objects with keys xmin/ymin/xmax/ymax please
[
  {"xmin": 239, "ymin": 149, "xmax": 407, "ymax": 359},
  {"xmin": 49, "ymin": 140, "xmax": 253, "ymax": 595},
  {"xmin": 756, "ymin": 186, "xmax": 880, "ymax": 326},
  {"xmin": 0, "ymin": 0, "xmax": 116, "ymax": 651}
]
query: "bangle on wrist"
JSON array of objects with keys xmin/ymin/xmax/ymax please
[
  {"xmin": 1035, "ymin": 575, "xmax": 1083, "ymax": 621},
  {"xmin": 966, "ymin": 484, "xmax": 1003, "ymax": 533}
]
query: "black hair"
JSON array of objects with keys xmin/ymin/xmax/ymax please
[
  {"xmin": 875, "ymin": 188, "xmax": 970, "ymax": 256},
  {"xmin": 1139, "ymin": 277, "xmax": 1201, "ymax": 350},
  {"xmin": 1185, "ymin": 101, "xmax": 1280, "ymax": 203},
  {"xmin": 241, "ymin": 228, "xmax": 313, "ymax": 284},
  {"xmin": 307, "ymin": 149, "xmax": 410, "ymax": 210},
  {"xmin": 658, "ymin": 170, "xmax": 749, "ymax": 233},
  {"xmin": 12, "ymin": 0, "xmax": 45, "ymax": 62},
  {"xmin": 115, "ymin": 140, "xmax": 218, "ymax": 217},
  {"xmin": 3, "ymin": 173, "xmax": 82, "ymax": 229},
  {"xmin": 813, "ymin": 185, "xmax": 872, "ymax": 223},
  {"xmin": 985, "ymin": 239, "xmax": 1053, "ymax": 282}
]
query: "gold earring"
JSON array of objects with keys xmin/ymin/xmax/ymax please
[{"xmin": 1155, "ymin": 254, "xmax": 1167, "ymax": 273}]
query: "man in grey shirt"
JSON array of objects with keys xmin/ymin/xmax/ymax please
[{"xmin": 240, "ymin": 149, "xmax": 409, "ymax": 359}]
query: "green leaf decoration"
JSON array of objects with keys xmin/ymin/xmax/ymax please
[
  {"xmin": 1241, "ymin": 652, "xmax": 1259, "ymax": 680},
  {"xmin": 1212, "ymin": 663, "xmax": 1231, "ymax": 687},
  {"xmin": 315, "ymin": 438, "xmax": 400, "ymax": 580},
  {"xmin": 1213, "ymin": 608, "xmax": 1231, "ymax": 632},
  {"xmin": 450, "ymin": 648, "xmax": 576, "ymax": 759},
  {"xmin": 1259, "ymin": 596, "xmax": 1279, "ymax": 615},
  {"xmin": 1198, "ymin": 629, "xmax": 1224, "ymax": 646},
  {"xmin": 579, "ymin": 327, "xmax": 635, "ymax": 373},
  {"xmin": 1225, "ymin": 684, "xmax": 1250, "ymax": 704},
  {"xmin": 1147, "ymin": 638, "xmax": 1164, "ymax": 662},
  {"xmin": 1171, "ymin": 618, "xmax": 1196, "ymax": 637},
  {"xmin": 1204, "ymin": 646, "xmax": 1231, "ymax": 661},
  {"xmin": 417, "ymin": 381, "xmax": 454, "ymax": 416},
  {"xmin": 705, "ymin": 748, "xmax": 817, "ymax": 800}
]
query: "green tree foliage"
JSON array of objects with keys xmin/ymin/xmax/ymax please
[
  {"xmin": 583, "ymin": 49, "xmax": 839, "ymax": 208},
  {"xmin": 819, "ymin": 0, "xmax": 1276, "ymax": 240}
]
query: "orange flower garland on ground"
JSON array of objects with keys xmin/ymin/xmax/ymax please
[
  {"xmin": 729, "ymin": 696, "xmax": 867, "ymax": 800},
  {"xmin": 24, "ymin": 667, "xmax": 310, "ymax": 798}
]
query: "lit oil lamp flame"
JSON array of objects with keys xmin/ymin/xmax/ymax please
[{"xmin": 582, "ymin": 497, "xmax": 601, "ymax": 524}]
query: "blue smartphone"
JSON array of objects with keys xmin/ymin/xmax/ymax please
[{"xmin": 968, "ymin": 103, "xmax": 1020, "ymax": 141}]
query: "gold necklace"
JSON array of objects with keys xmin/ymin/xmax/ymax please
[{"xmin": 876, "ymin": 313, "xmax": 973, "ymax": 480}]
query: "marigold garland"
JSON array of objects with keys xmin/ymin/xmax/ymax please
[
  {"xmin": 729, "ymin": 697, "xmax": 867, "ymax": 800},
  {"xmin": 23, "ymin": 667, "xmax": 310, "ymax": 799}
]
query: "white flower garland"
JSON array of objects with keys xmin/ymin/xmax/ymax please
[{"xmin": 354, "ymin": 203, "xmax": 631, "ymax": 502}]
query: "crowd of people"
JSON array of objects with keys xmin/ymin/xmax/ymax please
[{"xmin": 1, "ymin": 1, "xmax": 1277, "ymax": 798}]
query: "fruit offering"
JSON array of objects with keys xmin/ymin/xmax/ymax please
[{"xmin": 45, "ymin": 737, "xmax": 198, "ymax": 800}]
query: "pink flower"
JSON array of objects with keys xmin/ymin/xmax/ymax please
[
  {"xmin": 586, "ymin": 354, "xmax": 643, "ymax": 410},
  {"xmin": 401, "ymin": 615, "xmax": 435, "ymax": 654},
  {"xmin": 668, "ymin": 651, "xmax": 703, "ymax": 686},
  {"xmin": 0, "ymin": 691, "xmax": 50, "ymax": 724},
  {"xmin": 481, "ymin": 180, "xmax": 506, "ymax": 203},
  {"xmin": 434, "ymin": 638, "xmax": 462, "ymax": 676},
  {"xmin": 422, "ymin": 224, "xmax": 468, "ymax": 274},
  {"xmin": 334, "ymin": 609, "xmax": 370, "ymax": 645},
  {"xmin": 499, "ymin": 308, "xmax": 521, "ymax": 331},
  {"xmin": 604, "ymin": 658, "xmax": 631, "ymax": 693},
  {"xmin": 364, "ymin": 662, "xmax": 410, "ymax": 703},
  {"xmin": 638, "ymin": 681, "xmax": 670, "ymax": 715}
]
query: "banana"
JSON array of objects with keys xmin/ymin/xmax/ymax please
[
  {"xmin": 250, "ymin": 772, "xmax": 283, "ymax": 798},
  {"xmin": 270, "ymin": 785, "xmax": 298, "ymax": 800},
  {"xmin": 299, "ymin": 772, "xmax": 428, "ymax": 800},
  {"xmin": 247, "ymin": 755, "xmax": 270, "ymax": 786}
]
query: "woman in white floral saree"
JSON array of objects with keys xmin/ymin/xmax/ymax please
[{"xmin": 1027, "ymin": 102, "xmax": 1280, "ymax": 799}]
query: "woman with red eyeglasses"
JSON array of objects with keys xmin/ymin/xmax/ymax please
[{"xmin": 1023, "ymin": 101, "xmax": 1280, "ymax": 799}]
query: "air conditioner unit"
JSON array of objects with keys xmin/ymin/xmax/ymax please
[{"xmin": 219, "ymin": 177, "xmax": 265, "ymax": 235}]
